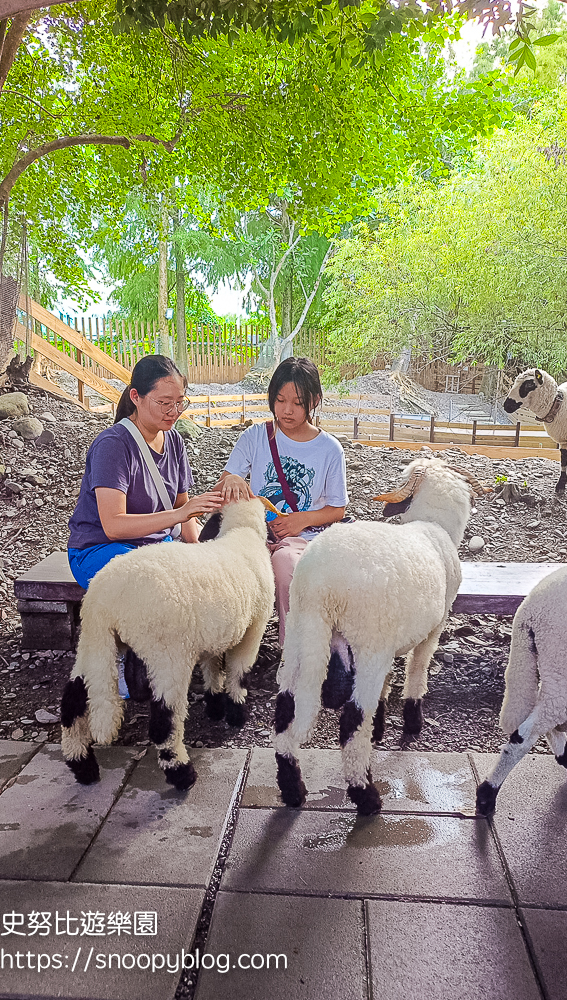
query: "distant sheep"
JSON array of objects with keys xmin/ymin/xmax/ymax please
[
  {"xmin": 476, "ymin": 565, "xmax": 567, "ymax": 815},
  {"xmin": 61, "ymin": 499, "xmax": 274, "ymax": 790},
  {"xmin": 504, "ymin": 368, "xmax": 567, "ymax": 493},
  {"xmin": 273, "ymin": 458, "xmax": 487, "ymax": 815}
]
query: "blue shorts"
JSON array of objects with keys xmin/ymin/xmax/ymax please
[{"xmin": 68, "ymin": 537, "xmax": 174, "ymax": 590}]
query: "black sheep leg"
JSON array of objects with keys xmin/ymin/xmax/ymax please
[
  {"xmin": 274, "ymin": 691, "xmax": 307, "ymax": 807},
  {"xmin": 60, "ymin": 676, "xmax": 100, "ymax": 784},
  {"xmin": 556, "ymin": 448, "xmax": 567, "ymax": 494},
  {"xmin": 149, "ymin": 695, "xmax": 196, "ymax": 791},
  {"xmin": 340, "ymin": 698, "xmax": 381, "ymax": 815}
]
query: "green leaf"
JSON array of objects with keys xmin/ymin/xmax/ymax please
[{"xmin": 533, "ymin": 34, "xmax": 561, "ymax": 46}]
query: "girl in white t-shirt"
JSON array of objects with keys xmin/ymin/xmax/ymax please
[{"xmin": 216, "ymin": 357, "xmax": 349, "ymax": 643}]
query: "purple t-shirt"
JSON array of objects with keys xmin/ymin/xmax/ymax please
[{"xmin": 68, "ymin": 423, "xmax": 193, "ymax": 549}]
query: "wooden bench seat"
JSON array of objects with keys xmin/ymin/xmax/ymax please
[{"xmin": 13, "ymin": 553, "xmax": 563, "ymax": 650}]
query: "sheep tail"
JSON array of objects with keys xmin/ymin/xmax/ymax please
[
  {"xmin": 499, "ymin": 620, "xmax": 539, "ymax": 736},
  {"xmin": 71, "ymin": 619, "xmax": 124, "ymax": 746}
]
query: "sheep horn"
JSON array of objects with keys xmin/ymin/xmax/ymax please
[
  {"xmin": 373, "ymin": 467, "xmax": 426, "ymax": 502},
  {"xmin": 447, "ymin": 465, "xmax": 493, "ymax": 496},
  {"xmin": 256, "ymin": 495, "xmax": 289, "ymax": 517}
]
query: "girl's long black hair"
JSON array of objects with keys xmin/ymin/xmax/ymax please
[
  {"xmin": 114, "ymin": 355, "xmax": 187, "ymax": 423},
  {"xmin": 267, "ymin": 357, "xmax": 322, "ymax": 422}
]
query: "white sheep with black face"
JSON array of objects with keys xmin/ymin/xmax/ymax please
[
  {"xmin": 503, "ymin": 368, "xmax": 567, "ymax": 493},
  {"xmin": 476, "ymin": 565, "xmax": 567, "ymax": 815},
  {"xmin": 60, "ymin": 499, "xmax": 275, "ymax": 791},
  {"xmin": 273, "ymin": 458, "xmax": 488, "ymax": 816}
]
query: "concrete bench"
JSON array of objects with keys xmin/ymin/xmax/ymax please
[
  {"xmin": 13, "ymin": 553, "xmax": 563, "ymax": 651},
  {"xmin": 14, "ymin": 552, "xmax": 85, "ymax": 650}
]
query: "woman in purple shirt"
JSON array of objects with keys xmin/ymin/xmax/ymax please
[
  {"xmin": 67, "ymin": 355, "xmax": 222, "ymax": 698},
  {"xmin": 68, "ymin": 354, "xmax": 222, "ymax": 590}
]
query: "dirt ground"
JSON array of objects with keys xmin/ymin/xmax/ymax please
[{"xmin": 1, "ymin": 383, "xmax": 565, "ymax": 755}]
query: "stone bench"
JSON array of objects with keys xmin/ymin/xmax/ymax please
[
  {"xmin": 13, "ymin": 554, "xmax": 563, "ymax": 651},
  {"xmin": 14, "ymin": 552, "xmax": 85, "ymax": 650}
]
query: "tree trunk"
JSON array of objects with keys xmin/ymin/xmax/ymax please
[
  {"xmin": 173, "ymin": 211, "xmax": 188, "ymax": 375},
  {"xmin": 157, "ymin": 194, "xmax": 169, "ymax": 356},
  {"xmin": 0, "ymin": 272, "xmax": 18, "ymax": 379}
]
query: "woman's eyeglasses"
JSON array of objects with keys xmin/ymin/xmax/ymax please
[{"xmin": 148, "ymin": 396, "xmax": 190, "ymax": 414}]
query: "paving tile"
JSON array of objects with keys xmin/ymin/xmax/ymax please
[
  {"xmin": 0, "ymin": 878, "xmax": 202, "ymax": 1000},
  {"xmin": 222, "ymin": 808, "xmax": 510, "ymax": 902},
  {"xmin": 367, "ymin": 900, "xmax": 541, "ymax": 1000},
  {"xmin": 520, "ymin": 907, "xmax": 567, "ymax": 1000},
  {"xmin": 472, "ymin": 752, "xmax": 567, "ymax": 906},
  {"xmin": 194, "ymin": 891, "xmax": 365, "ymax": 1000},
  {"xmin": 0, "ymin": 744, "xmax": 137, "ymax": 881},
  {"xmin": 0, "ymin": 741, "xmax": 38, "ymax": 792},
  {"xmin": 242, "ymin": 748, "xmax": 477, "ymax": 813},
  {"xmin": 74, "ymin": 749, "xmax": 247, "ymax": 888}
]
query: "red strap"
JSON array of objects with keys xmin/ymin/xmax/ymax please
[{"xmin": 266, "ymin": 420, "xmax": 299, "ymax": 512}]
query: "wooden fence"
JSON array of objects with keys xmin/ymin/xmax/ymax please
[{"xmin": 28, "ymin": 304, "xmax": 328, "ymax": 384}]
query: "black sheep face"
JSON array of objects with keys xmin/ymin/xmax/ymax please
[
  {"xmin": 382, "ymin": 496, "xmax": 413, "ymax": 518},
  {"xmin": 504, "ymin": 370, "xmax": 544, "ymax": 413}
]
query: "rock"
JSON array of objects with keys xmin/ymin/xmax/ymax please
[
  {"xmin": 4, "ymin": 480, "xmax": 22, "ymax": 494},
  {"xmin": 11, "ymin": 729, "xmax": 24, "ymax": 740},
  {"xmin": 35, "ymin": 427, "xmax": 55, "ymax": 446},
  {"xmin": 35, "ymin": 731, "xmax": 49, "ymax": 742},
  {"xmin": 527, "ymin": 520, "xmax": 541, "ymax": 529},
  {"xmin": 38, "ymin": 411, "xmax": 56, "ymax": 422},
  {"xmin": 35, "ymin": 708, "xmax": 59, "ymax": 723},
  {"xmin": 12, "ymin": 416, "xmax": 44, "ymax": 440},
  {"xmin": 352, "ymin": 442, "xmax": 363, "ymax": 449},
  {"xmin": 348, "ymin": 462, "xmax": 363, "ymax": 471},
  {"xmin": 0, "ymin": 392, "xmax": 29, "ymax": 419},
  {"xmin": 522, "ymin": 494, "xmax": 538, "ymax": 507},
  {"xmin": 10, "ymin": 438, "xmax": 24, "ymax": 450},
  {"xmin": 468, "ymin": 535, "xmax": 485, "ymax": 553},
  {"xmin": 33, "ymin": 498, "xmax": 44, "ymax": 507},
  {"xmin": 443, "ymin": 652, "xmax": 454, "ymax": 664}
]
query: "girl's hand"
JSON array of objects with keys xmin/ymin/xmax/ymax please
[
  {"xmin": 269, "ymin": 511, "xmax": 311, "ymax": 539},
  {"xmin": 219, "ymin": 474, "xmax": 252, "ymax": 503},
  {"xmin": 180, "ymin": 491, "xmax": 223, "ymax": 521}
]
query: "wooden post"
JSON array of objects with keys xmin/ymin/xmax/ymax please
[
  {"xmin": 242, "ymin": 393, "xmax": 246, "ymax": 424},
  {"xmin": 389, "ymin": 412, "xmax": 395, "ymax": 441},
  {"xmin": 75, "ymin": 318, "xmax": 84, "ymax": 404},
  {"xmin": 207, "ymin": 395, "xmax": 211, "ymax": 428},
  {"xmin": 429, "ymin": 414, "xmax": 435, "ymax": 443},
  {"xmin": 354, "ymin": 416, "xmax": 359, "ymax": 439},
  {"xmin": 515, "ymin": 422, "xmax": 521, "ymax": 447},
  {"xmin": 472, "ymin": 420, "xmax": 477, "ymax": 445}
]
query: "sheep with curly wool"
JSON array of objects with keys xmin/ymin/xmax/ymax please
[
  {"xmin": 273, "ymin": 458, "xmax": 486, "ymax": 815},
  {"xmin": 503, "ymin": 368, "xmax": 567, "ymax": 493},
  {"xmin": 61, "ymin": 498, "xmax": 274, "ymax": 791},
  {"xmin": 476, "ymin": 565, "xmax": 567, "ymax": 815}
]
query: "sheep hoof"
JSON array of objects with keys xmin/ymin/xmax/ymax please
[
  {"xmin": 204, "ymin": 690, "xmax": 226, "ymax": 721},
  {"xmin": 555, "ymin": 478, "xmax": 566, "ymax": 495},
  {"xmin": 476, "ymin": 781, "xmax": 499, "ymax": 815},
  {"xmin": 165, "ymin": 761, "xmax": 197, "ymax": 792},
  {"xmin": 321, "ymin": 650, "xmax": 354, "ymax": 710},
  {"xmin": 347, "ymin": 782, "xmax": 382, "ymax": 816},
  {"xmin": 372, "ymin": 701, "xmax": 386, "ymax": 744},
  {"xmin": 225, "ymin": 699, "xmax": 247, "ymax": 728},
  {"xmin": 555, "ymin": 748, "xmax": 567, "ymax": 768},
  {"xmin": 276, "ymin": 752, "xmax": 307, "ymax": 807},
  {"xmin": 123, "ymin": 649, "xmax": 152, "ymax": 702},
  {"xmin": 403, "ymin": 698, "xmax": 423, "ymax": 734},
  {"xmin": 66, "ymin": 746, "xmax": 100, "ymax": 785}
]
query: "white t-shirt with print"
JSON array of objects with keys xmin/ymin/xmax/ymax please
[{"xmin": 224, "ymin": 421, "xmax": 349, "ymax": 540}]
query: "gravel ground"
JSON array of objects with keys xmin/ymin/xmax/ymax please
[{"xmin": 1, "ymin": 381, "xmax": 565, "ymax": 757}]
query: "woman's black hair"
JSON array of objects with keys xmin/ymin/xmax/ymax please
[
  {"xmin": 114, "ymin": 355, "xmax": 187, "ymax": 423},
  {"xmin": 267, "ymin": 357, "xmax": 322, "ymax": 422}
]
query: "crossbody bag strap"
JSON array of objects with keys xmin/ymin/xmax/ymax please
[
  {"xmin": 119, "ymin": 418, "xmax": 181, "ymax": 538},
  {"xmin": 266, "ymin": 420, "xmax": 299, "ymax": 512}
]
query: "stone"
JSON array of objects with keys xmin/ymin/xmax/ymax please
[
  {"xmin": 0, "ymin": 879, "xmax": 203, "ymax": 1000},
  {"xmin": 10, "ymin": 437, "xmax": 24, "ymax": 450},
  {"xmin": 222, "ymin": 808, "xmax": 510, "ymax": 901},
  {"xmin": 0, "ymin": 391, "xmax": 29, "ymax": 419},
  {"xmin": 38, "ymin": 410, "xmax": 56, "ymax": 421},
  {"xmin": 74, "ymin": 748, "xmax": 247, "ymax": 888},
  {"xmin": 4, "ymin": 480, "xmax": 22, "ymax": 494},
  {"xmin": 468, "ymin": 536, "xmax": 485, "ymax": 553},
  {"xmin": 0, "ymin": 744, "xmax": 138, "ymax": 880},
  {"xmin": 366, "ymin": 900, "xmax": 540, "ymax": 1000},
  {"xmin": 10, "ymin": 729, "xmax": 24, "ymax": 740},
  {"xmin": 194, "ymin": 893, "xmax": 365, "ymax": 1000},
  {"xmin": 35, "ymin": 426, "xmax": 56, "ymax": 445},
  {"xmin": 33, "ymin": 497, "xmax": 44, "ymax": 507},
  {"xmin": 35, "ymin": 708, "xmax": 59, "ymax": 723},
  {"xmin": 12, "ymin": 415, "xmax": 44, "ymax": 440}
]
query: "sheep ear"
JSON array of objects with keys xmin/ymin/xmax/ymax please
[{"xmin": 535, "ymin": 369, "xmax": 544, "ymax": 384}]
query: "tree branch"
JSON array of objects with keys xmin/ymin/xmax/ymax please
[
  {"xmin": 252, "ymin": 267, "xmax": 269, "ymax": 300},
  {"xmin": 0, "ymin": 9, "xmax": 32, "ymax": 97},
  {"xmin": 2, "ymin": 87, "xmax": 65, "ymax": 118},
  {"xmin": 282, "ymin": 241, "xmax": 335, "ymax": 347},
  {"xmin": 0, "ymin": 130, "xmax": 183, "ymax": 205}
]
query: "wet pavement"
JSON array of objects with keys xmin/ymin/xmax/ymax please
[{"xmin": 0, "ymin": 742, "xmax": 566, "ymax": 1000}]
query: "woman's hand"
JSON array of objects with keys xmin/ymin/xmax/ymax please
[
  {"xmin": 269, "ymin": 511, "xmax": 312, "ymax": 539},
  {"xmin": 179, "ymin": 491, "xmax": 223, "ymax": 521},
  {"xmin": 217, "ymin": 473, "xmax": 252, "ymax": 503}
]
